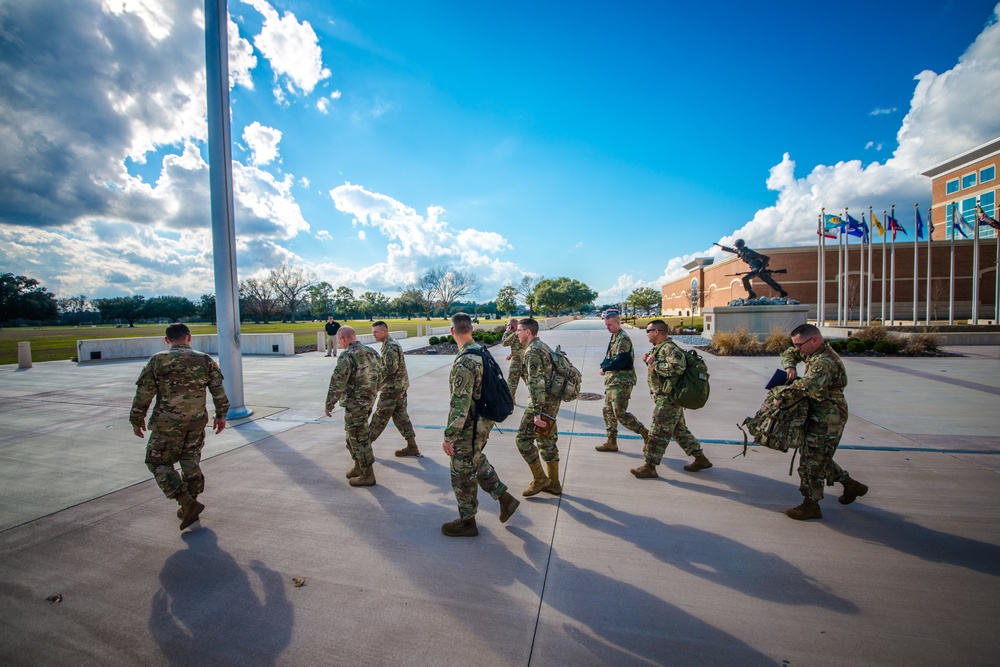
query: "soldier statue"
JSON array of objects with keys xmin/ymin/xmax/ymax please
[{"xmin": 714, "ymin": 239, "xmax": 789, "ymax": 299}]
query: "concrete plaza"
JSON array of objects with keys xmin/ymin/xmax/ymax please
[{"xmin": 1, "ymin": 319, "xmax": 998, "ymax": 666}]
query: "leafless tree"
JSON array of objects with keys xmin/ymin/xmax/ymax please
[
  {"xmin": 515, "ymin": 274, "xmax": 542, "ymax": 316},
  {"xmin": 239, "ymin": 276, "xmax": 280, "ymax": 323},
  {"xmin": 268, "ymin": 263, "xmax": 315, "ymax": 322},
  {"xmin": 436, "ymin": 268, "xmax": 480, "ymax": 315}
]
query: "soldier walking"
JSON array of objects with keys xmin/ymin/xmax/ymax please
[
  {"xmin": 325, "ymin": 326, "xmax": 381, "ymax": 487},
  {"xmin": 514, "ymin": 318, "xmax": 563, "ymax": 497},
  {"xmin": 776, "ymin": 324, "xmax": 868, "ymax": 520},
  {"xmin": 596, "ymin": 310, "xmax": 649, "ymax": 452},
  {"xmin": 440, "ymin": 313, "xmax": 519, "ymax": 537},
  {"xmin": 368, "ymin": 321, "xmax": 421, "ymax": 457},
  {"xmin": 130, "ymin": 323, "xmax": 229, "ymax": 531},
  {"xmin": 501, "ymin": 317, "xmax": 526, "ymax": 401},
  {"xmin": 632, "ymin": 320, "xmax": 713, "ymax": 479}
]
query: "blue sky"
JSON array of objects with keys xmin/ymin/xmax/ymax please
[{"xmin": 2, "ymin": 0, "xmax": 1000, "ymax": 305}]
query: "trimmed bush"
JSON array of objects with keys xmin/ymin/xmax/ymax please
[
  {"xmin": 429, "ymin": 336, "xmax": 440, "ymax": 345},
  {"xmin": 829, "ymin": 339, "xmax": 848, "ymax": 353},
  {"xmin": 846, "ymin": 338, "xmax": 866, "ymax": 353},
  {"xmin": 873, "ymin": 339, "xmax": 900, "ymax": 355},
  {"xmin": 901, "ymin": 332, "xmax": 940, "ymax": 355}
]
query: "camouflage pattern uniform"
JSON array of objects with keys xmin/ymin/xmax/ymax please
[
  {"xmin": 644, "ymin": 337, "xmax": 705, "ymax": 465},
  {"xmin": 326, "ymin": 341, "xmax": 381, "ymax": 468},
  {"xmin": 368, "ymin": 336, "xmax": 416, "ymax": 443},
  {"xmin": 130, "ymin": 343, "xmax": 229, "ymax": 501},
  {"xmin": 779, "ymin": 342, "xmax": 850, "ymax": 501},
  {"xmin": 515, "ymin": 338, "xmax": 561, "ymax": 464},
  {"xmin": 602, "ymin": 328, "xmax": 646, "ymax": 438},
  {"xmin": 501, "ymin": 329, "xmax": 526, "ymax": 399},
  {"xmin": 445, "ymin": 340, "xmax": 509, "ymax": 519}
]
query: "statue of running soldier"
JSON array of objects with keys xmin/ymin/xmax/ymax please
[{"xmin": 714, "ymin": 239, "xmax": 789, "ymax": 299}]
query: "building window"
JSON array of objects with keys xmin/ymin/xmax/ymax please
[
  {"xmin": 962, "ymin": 173, "xmax": 977, "ymax": 189},
  {"xmin": 946, "ymin": 179, "xmax": 959, "ymax": 194},
  {"xmin": 982, "ymin": 166, "xmax": 996, "ymax": 183},
  {"xmin": 979, "ymin": 191, "xmax": 996, "ymax": 240}
]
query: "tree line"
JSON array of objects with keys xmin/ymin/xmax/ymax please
[{"xmin": 2, "ymin": 266, "xmax": 661, "ymax": 328}]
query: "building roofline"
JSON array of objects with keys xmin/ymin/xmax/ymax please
[{"xmin": 921, "ymin": 136, "xmax": 1000, "ymax": 178}]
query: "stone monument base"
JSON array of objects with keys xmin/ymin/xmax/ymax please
[{"xmin": 702, "ymin": 305, "xmax": 809, "ymax": 341}]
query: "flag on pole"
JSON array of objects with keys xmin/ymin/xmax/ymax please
[
  {"xmin": 824, "ymin": 214, "xmax": 844, "ymax": 232},
  {"xmin": 817, "ymin": 229, "xmax": 837, "ymax": 239},
  {"xmin": 928, "ymin": 208, "xmax": 934, "ymax": 241},
  {"xmin": 871, "ymin": 211, "xmax": 885, "ymax": 237},
  {"xmin": 953, "ymin": 209, "xmax": 970, "ymax": 239},
  {"xmin": 886, "ymin": 214, "xmax": 907, "ymax": 241},
  {"xmin": 915, "ymin": 207, "xmax": 925, "ymax": 240},
  {"xmin": 846, "ymin": 213, "xmax": 866, "ymax": 239},
  {"xmin": 975, "ymin": 204, "xmax": 1000, "ymax": 231},
  {"xmin": 860, "ymin": 213, "xmax": 870, "ymax": 243}
]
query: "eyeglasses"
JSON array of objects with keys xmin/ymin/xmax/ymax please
[
  {"xmin": 792, "ymin": 336, "xmax": 816, "ymax": 349},
  {"xmin": 516, "ymin": 328, "xmax": 528, "ymax": 332},
  {"xmin": 645, "ymin": 328, "xmax": 663, "ymax": 334}
]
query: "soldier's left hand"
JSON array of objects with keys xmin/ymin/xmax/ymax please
[
  {"xmin": 442, "ymin": 441, "xmax": 454, "ymax": 456},
  {"xmin": 324, "ymin": 409, "xmax": 333, "ymax": 418},
  {"xmin": 213, "ymin": 417, "xmax": 226, "ymax": 434},
  {"xmin": 132, "ymin": 421, "xmax": 146, "ymax": 438}
]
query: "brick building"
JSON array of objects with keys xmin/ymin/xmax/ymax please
[{"xmin": 922, "ymin": 136, "xmax": 999, "ymax": 241}]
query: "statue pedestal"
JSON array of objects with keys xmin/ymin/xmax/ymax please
[{"xmin": 702, "ymin": 305, "xmax": 809, "ymax": 341}]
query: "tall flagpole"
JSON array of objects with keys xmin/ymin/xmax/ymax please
[
  {"xmin": 926, "ymin": 207, "xmax": 932, "ymax": 324},
  {"xmin": 889, "ymin": 204, "xmax": 897, "ymax": 325},
  {"xmin": 913, "ymin": 203, "xmax": 919, "ymax": 325},
  {"xmin": 836, "ymin": 219, "xmax": 843, "ymax": 326},
  {"xmin": 867, "ymin": 206, "xmax": 874, "ymax": 324},
  {"xmin": 949, "ymin": 203, "xmax": 956, "ymax": 326},
  {"xmin": 817, "ymin": 213, "xmax": 824, "ymax": 325},
  {"xmin": 881, "ymin": 210, "xmax": 888, "ymax": 323},
  {"xmin": 843, "ymin": 207, "xmax": 850, "ymax": 324},
  {"xmin": 972, "ymin": 199, "xmax": 981, "ymax": 324},
  {"xmin": 859, "ymin": 213, "xmax": 866, "ymax": 325},
  {"xmin": 205, "ymin": 0, "xmax": 251, "ymax": 419}
]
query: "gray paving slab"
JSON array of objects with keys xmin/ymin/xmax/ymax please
[{"xmin": 1, "ymin": 320, "xmax": 999, "ymax": 666}]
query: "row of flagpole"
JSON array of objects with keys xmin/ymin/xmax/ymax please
[{"xmin": 816, "ymin": 199, "xmax": 1000, "ymax": 326}]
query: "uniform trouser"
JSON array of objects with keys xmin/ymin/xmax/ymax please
[
  {"xmin": 742, "ymin": 269, "xmax": 784, "ymax": 295},
  {"xmin": 145, "ymin": 427, "xmax": 206, "ymax": 500},
  {"xmin": 515, "ymin": 400, "xmax": 561, "ymax": 464},
  {"xmin": 797, "ymin": 412, "xmax": 849, "ymax": 501},
  {"xmin": 344, "ymin": 402, "xmax": 375, "ymax": 468},
  {"xmin": 603, "ymin": 383, "xmax": 646, "ymax": 436},
  {"xmin": 325, "ymin": 335, "xmax": 337, "ymax": 355},
  {"xmin": 645, "ymin": 396, "xmax": 703, "ymax": 465},
  {"xmin": 369, "ymin": 389, "xmax": 416, "ymax": 442},
  {"xmin": 450, "ymin": 418, "xmax": 507, "ymax": 519},
  {"xmin": 508, "ymin": 360, "xmax": 524, "ymax": 398}
]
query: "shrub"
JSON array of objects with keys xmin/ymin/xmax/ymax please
[
  {"xmin": 829, "ymin": 339, "xmax": 848, "ymax": 353},
  {"xmin": 901, "ymin": 332, "xmax": 940, "ymax": 356},
  {"xmin": 846, "ymin": 338, "xmax": 866, "ymax": 354},
  {"xmin": 763, "ymin": 327, "xmax": 791, "ymax": 354},
  {"xmin": 429, "ymin": 336, "xmax": 440, "ymax": 345},
  {"xmin": 709, "ymin": 327, "xmax": 758, "ymax": 356},
  {"xmin": 853, "ymin": 325, "xmax": 893, "ymax": 344},
  {"xmin": 873, "ymin": 339, "xmax": 899, "ymax": 355}
]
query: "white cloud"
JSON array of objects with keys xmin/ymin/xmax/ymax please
[
  {"xmin": 357, "ymin": 230, "xmax": 367, "ymax": 241},
  {"xmin": 228, "ymin": 15, "xmax": 257, "ymax": 89},
  {"xmin": 328, "ymin": 183, "xmax": 518, "ymax": 293},
  {"xmin": 242, "ymin": 0, "xmax": 331, "ymax": 98},
  {"xmin": 864, "ymin": 141, "xmax": 884, "ymax": 151},
  {"xmin": 613, "ymin": 4, "xmax": 1000, "ymax": 295},
  {"xmin": 316, "ymin": 90, "xmax": 342, "ymax": 114},
  {"xmin": 242, "ymin": 121, "xmax": 282, "ymax": 165},
  {"xmin": 315, "ymin": 230, "xmax": 331, "ymax": 241},
  {"xmin": 870, "ymin": 107, "xmax": 897, "ymax": 116},
  {"xmin": 300, "ymin": 176, "xmax": 311, "ymax": 188}
]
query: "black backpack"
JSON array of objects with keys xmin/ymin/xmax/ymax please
[{"xmin": 459, "ymin": 346, "xmax": 514, "ymax": 423}]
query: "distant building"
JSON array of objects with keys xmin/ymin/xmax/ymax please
[{"xmin": 922, "ymin": 136, "xmax": 999, "ymax": 241}]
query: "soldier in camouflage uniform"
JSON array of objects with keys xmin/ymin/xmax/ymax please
[
  {"xmin": 130, "ymin": 323, "xmax": 229, "ymax": 531},
  {"xmin": 325, "ymin": 326, "xmax": 381, "ymax": 487},
  {"xmin": 514, "ymin": 317, "xmax": 563, "ymax": 497},
  {"xmin": 440, "ymin": 313, "xmax": 520, "ymax": 537},
  {"xmin": 368, "ymin": 321, "xmax": 420, "ymax": 457},
  {"xmin": 596, "ymin": 310, "xmax": 649, "ymax": 453},
  {"xmin": 777, "ymin": 323, "xmax": 868, "ymax": 520},
  {"xmin": 501, "ymin": 317, "xmax": 526, "ymax": 401},
  {"xmin": 631, "ymin": 320, "xmax": 713, "ymax": 479}
]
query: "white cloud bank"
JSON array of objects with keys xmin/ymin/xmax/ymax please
[{"xmin": 600, "ymin": 3, "xmax": 1000, "ymax": 302}]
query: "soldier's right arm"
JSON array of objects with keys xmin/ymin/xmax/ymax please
[
  {"xmin": 325, "ymin": 354, "xmax": 354, "ymax": 411},
  {"xmin": 501, "ymin": 330, "xmax": 517, "ymax": 347},
  {"xmin": 129, "ymin": 359, "xmax": 158, "ymax": 427},
  {"xmin": 443, "ymin": 358, "xmax": 477, "ymax": 442},
  {"xmin": 780, "ymin": 347, "xmax": 804, "ymax": 374}
]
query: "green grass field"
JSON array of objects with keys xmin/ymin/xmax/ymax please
[{"xmin": 0, "ymin": 318, "xmax": 466, "ymax": 365}]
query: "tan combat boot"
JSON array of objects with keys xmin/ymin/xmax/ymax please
[
  {"xmin": 345, "ymin": 462, "xmax": 361, "ymax": 479},
  {"xmin": 838, "ymin": 477, "xmax": 869, "ymax": 505},
  {"xmin": 349, "ymin": 466, "xmax": 376, "ymax": 487},
  {"xmin": 595, "ymin": 433, "xmax": 618, "ymax": 452},
  {"xmin": 630, "ymin": 462, "xmax": 658, "ymax": 479},
  {"xmin": 522, "ymin": 460, "xmax": 550, "ymax": 497},
  {"xmin": 498, "ymin": 492, "xmax": 520, "ymax": 523},
  {"xmin": 395, "ymin": 436, "xmax": 421, "ymax": 457},
  {"xmin": 176, "ymin": 494, "xmax": 197, "ymax": 519},
  {"xmin": 177, "ymin": 493, "xmax": 205, "ymax": 530},
  {"xmin": 441, "ymin": 516, "xmax": 478, "ymax": 537},
  {"xmin": 545, "ymin": 460, "xmax": 562, "ymax": 495},
  {"xmin": 684, "ymin": 453, "xmax": 713, "ymax": 472},
  {"xmin": 784, "ymin": 499, "xmax": 822, "ymax": 520}
]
